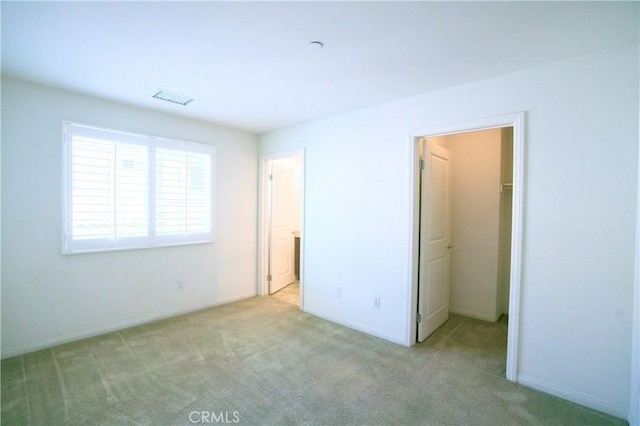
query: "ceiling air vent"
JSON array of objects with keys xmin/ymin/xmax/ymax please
[{"xmin": 152, "ymin": 90, "xmax": 194, "ymax": 106}]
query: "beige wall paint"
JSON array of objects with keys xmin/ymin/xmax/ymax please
[
  {"xmin": 429, "ymin": 129, "xmax": 513, "ymax": 322},
  {"xmin": 498, "ymin": 127, "xmax": 514, "ymax": 317},
  {"xmin": 437, "ymin": 129, "xmax": 503, "ymax": 322}
]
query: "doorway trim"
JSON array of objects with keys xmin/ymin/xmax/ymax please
[
  {"xmin": 409, "ymin": 112, "xmax": 525, "ymax": 382},
  {"xmin": 258, "ymin": 149, "xmax": 305, "ymax": 307}
]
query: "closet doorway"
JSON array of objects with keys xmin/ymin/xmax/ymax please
[{"xmin": 410, "ymin": 113, "xmax": 525, "ymax": 382}]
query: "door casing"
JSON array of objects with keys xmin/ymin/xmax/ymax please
[{"xmin": 409, "ymin": 112, "xmax": 525, "ymax": 382}]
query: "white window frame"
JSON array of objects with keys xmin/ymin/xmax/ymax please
[{"xmin": 63, "ymin": 122, "xmax": 215, "ymax": 254}]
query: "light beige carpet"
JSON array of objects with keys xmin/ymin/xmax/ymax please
[{"xmin": 1, "ymin": 296, "xmax": 626, "ymax": 425}]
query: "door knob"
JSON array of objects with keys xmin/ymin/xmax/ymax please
[{"xmin": 447, "ymin": 244, "xmax": 454, "ymax": 250}]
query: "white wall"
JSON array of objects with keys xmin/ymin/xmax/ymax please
[
  {"xmin": 630, "ymin": 16, "xmax": 640, "ymax": 424},
  {"xmin": 259, "ymin": 44, "xmax": 639, "ymax": 418},
  {"xmin": 438, "ymin": 129, "xmax": 502, "ymax": 322},
  {"xmin": 1, "ymin": 77, "xmax": 258, "ymax": 357},
  {"xmin": 632, "ymin": 177, "xmax": 640, "ymax": 425}
]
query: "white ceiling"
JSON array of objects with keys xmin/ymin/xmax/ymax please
[{"xmin": 2, "ymin": 1, "xmax": 638, "ymax": 133}]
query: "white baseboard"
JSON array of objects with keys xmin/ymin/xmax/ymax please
[
  {"xmin": 1, "ymin": 291, "xmax": 256, "ymax": 359},
  {"xmin": 303, "ymin": 306, "xmax": 406, "ymax": 347},
  {"xmin": 630, "ymin": 408, "xmax": 639, "ymax": 426},
  {"xmin": 449, "ymin": 306, "xmax": 499, "ymax": 322},
  {"xmin": 518, "ymin": 374, "xmax": 627, "ymax": 419}
]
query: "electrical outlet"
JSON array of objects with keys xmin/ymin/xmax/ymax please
[
  {"xmin": 373, "ymin": 297, "xmax": 380, "ymax": 309},
  {"xmin": 177, "ymin": 281, "xmax": 184, "ymax": 290}
]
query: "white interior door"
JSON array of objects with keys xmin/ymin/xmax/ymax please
[
  {"xmin": 417, "ymin": 140, "xmax": 452, "ymax": 342},
  {"xmin": 269, "ymin": 160, "xmax": 297, "ymax": 294}
]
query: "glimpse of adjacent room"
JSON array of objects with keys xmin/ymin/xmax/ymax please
[
  {"xmin": 428, "ymin": 127, "xmax": 513, "ymax": 325},
  {"xmin": 265, "ymin": 155, "xmax": 303, "ymax": 306}
]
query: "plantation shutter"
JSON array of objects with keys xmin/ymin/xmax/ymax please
[{"xmin": 63, "ymin": 122, "xmax": 214, "ymax": 254}]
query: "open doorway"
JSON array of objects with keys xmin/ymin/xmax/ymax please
[
  {"xmin": 410, "ymin": 113, "xmax": 525, "ymax": 382},
  {"xmin": 259, "ymin": 151, "xmax": 304, "ymax": 308},
  {"xmin": 424, "ymin": 128, "xmax": 513, "ymax": 324}
]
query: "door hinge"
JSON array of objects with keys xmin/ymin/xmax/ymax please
[
  {"xmin": 268, "ymin": 174, "xmax": 273, "ymax": 181},
  {"xmin": 419, "ymin": 159, "xmax": 425, "ymax": 170},
  {"xmin": 266, "ymin": 274, "xmax": 272, "ymax": 282},
  {"xmin": 416, "ymin": 312, "xmax": 422, "ymax": 323}
]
